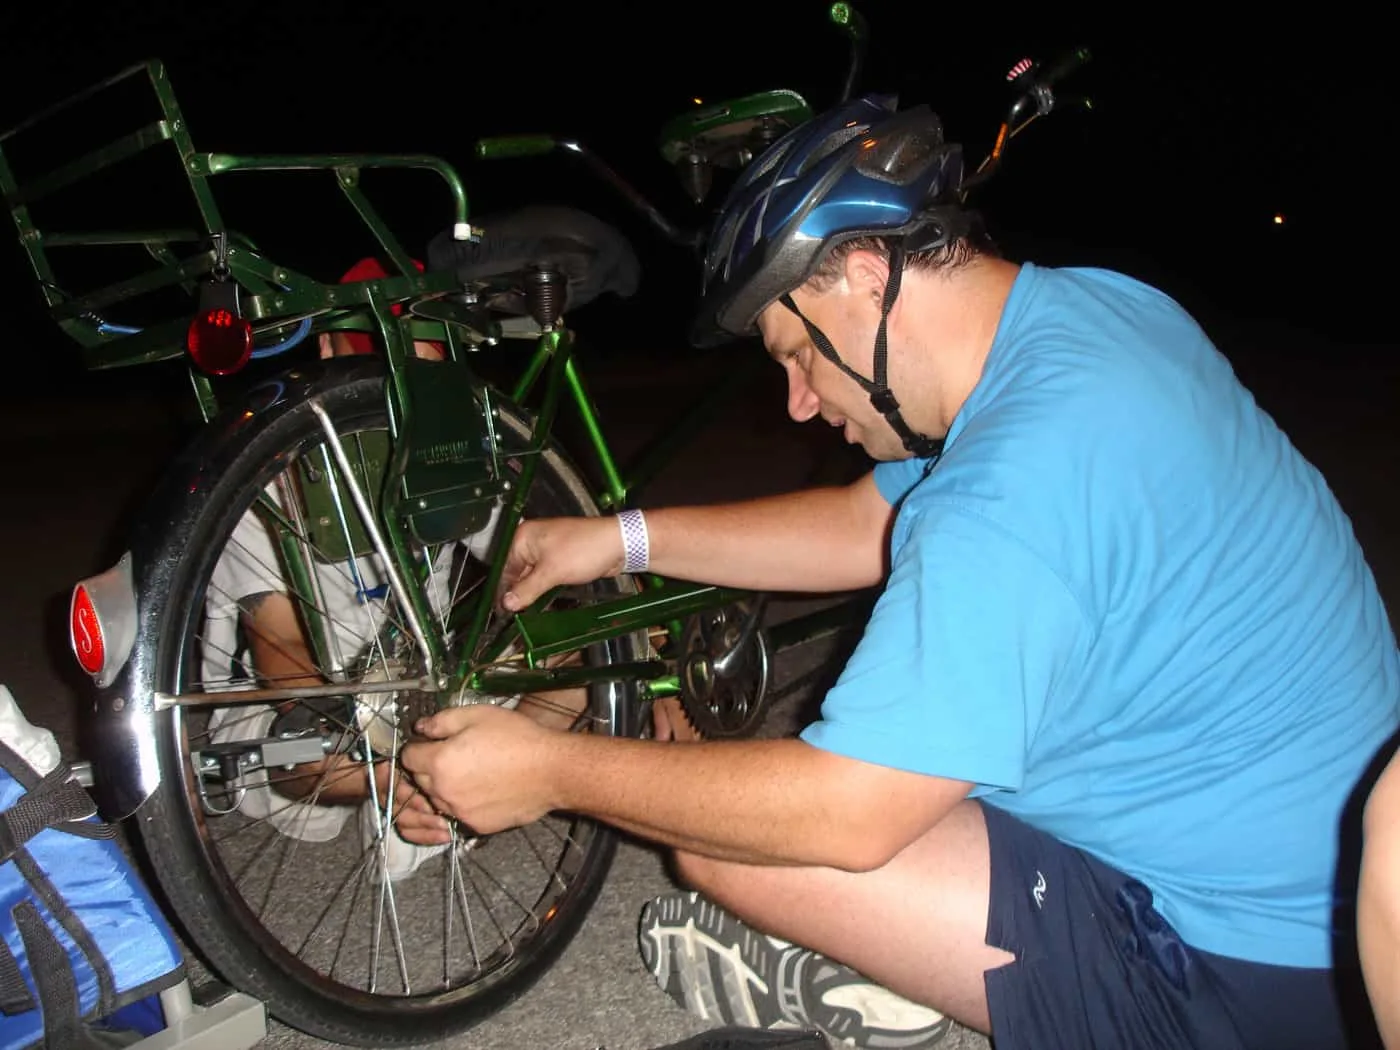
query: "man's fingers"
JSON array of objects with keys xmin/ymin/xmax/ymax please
[
  {"xmin": 501, "ymin": 564, "xmax": 548, "ymax": 612},
  {"xmin": 408, "ymin": 705, "xmax": 481, "ymax": 744},
  {"xmin": 393, "ymin": 780, "xmax": 436, "ymax": 813}
]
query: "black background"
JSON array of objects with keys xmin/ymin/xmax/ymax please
[{"xmin": 0, "ymin": 1, "xmax": 1389, "ymax": 395}]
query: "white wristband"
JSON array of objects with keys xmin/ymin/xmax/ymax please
[{"xmin": 617, "ymin": 509, "xmax": 649, "ymax": 574}]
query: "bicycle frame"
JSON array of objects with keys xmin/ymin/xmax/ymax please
[{"xmin": 1, "ymin": 57, "xmax": 829, "ymax": 735}]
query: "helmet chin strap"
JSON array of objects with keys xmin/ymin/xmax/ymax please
[{"xmin": 779, "ymin": 243, "xmax": 944, "ymax": 459}]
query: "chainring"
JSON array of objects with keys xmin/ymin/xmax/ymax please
[{"xmin": 678, "ymin": 600, "xmax": 772, "ymax": 739}]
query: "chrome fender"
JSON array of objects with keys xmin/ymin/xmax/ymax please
[
  {"xmin": 77, "ymin": 356, "xmax": 392, "ymax": 820},
  {"xmin": 75, "ymin": 549, "xmax": 165, "ymax": 822}
]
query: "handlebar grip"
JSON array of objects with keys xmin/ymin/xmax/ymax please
[
  {"xmin": 475, "ymin": 135, "xmax": 557, "ymax": 161},
  {"xmin": 828, "ymin": 3, "xmax": 868, "ymax": 42},
  {"xmin": 1037, "ymin": 46, "xmax": 1091, "ymax": 88}
]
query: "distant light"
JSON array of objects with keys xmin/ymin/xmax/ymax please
[
  {"xmin": 1006, "ymin": 57, "xmax": 1034, "ymax": 82},
  {"xmin": 1273, "ymin": 213, "xmax": 1285, "ymax": 225},
  {"xmin": 693, "ymin": 97, "xmax": 704, "ymax": 106}
]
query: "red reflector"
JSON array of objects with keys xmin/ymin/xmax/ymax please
[
  {"xmin": 187, "ymin": 308, "xmax": 253, "ymax": 375},
  {"xmin": 71, "ymin": 586, "xmax": 106, "ymax": 676}
]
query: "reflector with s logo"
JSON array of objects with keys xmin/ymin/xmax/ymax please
[{"xmin": 69, "ymin": 553, "xmax": 138, "ymax": 689}]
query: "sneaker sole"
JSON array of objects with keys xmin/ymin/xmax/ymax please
[{"xmin": 639, "ymin": 892, "xmax": 952, "ymax": 1049}]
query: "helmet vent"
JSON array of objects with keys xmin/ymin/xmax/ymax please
[
  {"xmin": 855, "ymin": 126, "xmax": 943, "ymax": 184},
  {"xmin": 794, "ymin": 122, "xmax": 869, "ymax": 177}
]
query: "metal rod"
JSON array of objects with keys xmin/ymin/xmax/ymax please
[
  {"xmin": 309, "ymin": 399, "xmax": 437, "ymax": 680},
  {"xmin": 154, "ymin": 677, "xmax": 433, "ymax": 710}
]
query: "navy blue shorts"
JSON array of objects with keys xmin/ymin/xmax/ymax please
[{"xmin": 979, "ymin": 801, "xmax": 1360, "ymax": 1050}]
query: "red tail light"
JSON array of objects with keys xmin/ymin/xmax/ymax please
[
  {"xmin": 71, "ymin": 585, "xmax": 106, "ymax": 677},
  {"xmin": 70, "ymin": 554, "xmax": 138, "ymax": 687},
  {"xmin": 187, "ymin": 307, "xmax": 253, "ymax": 375}
]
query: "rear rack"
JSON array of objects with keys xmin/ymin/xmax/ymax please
[{"xmin": 0, "ymin": 58, "xmax": 482, "ymax": 380}]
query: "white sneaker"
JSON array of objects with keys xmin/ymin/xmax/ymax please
[{"xmin": 359, "ymin": 798, "xmax": 449, "ymax": 883}]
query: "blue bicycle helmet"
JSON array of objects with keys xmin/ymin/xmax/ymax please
[
  {"xmin": 692, "ymin": 94, "xmax": 968, "ymax": 345},
  {"xmin": 692, "ymin": 95, "xmax": 970, "ymax": 458}
]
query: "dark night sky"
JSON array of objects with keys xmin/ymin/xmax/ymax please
[{"xmin": 0, "ymin": 1, "xmax": 1389, "ymax": 390}]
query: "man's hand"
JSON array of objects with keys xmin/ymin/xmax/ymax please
[
  {"xmin": 500, "ymin": 517, "xmax": 624, "ymax": 612},
  {"xmin": 381, "ymin": 770, "xmax": 453, "ymax": 845},
  {"xmin": 399, "ymin": 705, "xmax": 561, "ymax": 834}
]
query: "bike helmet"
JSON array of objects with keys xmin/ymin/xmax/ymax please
[
  {"xmin": 691, "ymin": 95, "xmax": 970, "ymax": 458},
  {"xmin": 693, "ymin": 94, "xmax": 967, "ymax": 344}
]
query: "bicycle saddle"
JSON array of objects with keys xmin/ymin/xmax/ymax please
[{"xmin": 426, "ymin": 204, "xmax": 641, "ymax": 317}]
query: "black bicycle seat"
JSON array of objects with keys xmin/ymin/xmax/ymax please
[{"xmin": 426, "ymin": 204, "xmax": 640, "ymax": 317}]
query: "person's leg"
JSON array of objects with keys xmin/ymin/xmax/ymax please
[
  {"xmin": 663, "ymin": 800, "xmax": 1010, "ymax": 1033},
  {"xmin": 650, "ymin": 800, "xmax": 1357, "ymax": 1050}
]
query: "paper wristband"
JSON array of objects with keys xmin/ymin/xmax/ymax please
[{"xmin": 617, "ymin": 509, "xmax": 649, "ymax": 574}]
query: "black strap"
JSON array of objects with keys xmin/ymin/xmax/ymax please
[
  {"xmin": 870, "ymin": 242, "xmax": 905, "ymax": 394},
  {"xmin": 0, "ymin": 931, "xmax": 35, "ymax": 1015},
  {"xmin": 0, "ymin": 768, "xmax": 114, "ymax": 866},
  {"xmin": 779, "ymin": 243, "xmax": 942, "ymax": 459},
  {"xmin": 15, "ymin": 901, "xmax": 113, "ymax": 1050}
]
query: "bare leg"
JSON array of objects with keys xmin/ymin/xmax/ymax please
[{"xmin": 671, "ymin": 800, "xmax": 1012, "ymax": 1033}]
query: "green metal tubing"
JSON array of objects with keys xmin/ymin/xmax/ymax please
[
  {"xmin": 50, "ymin": 249, "xmax": 216, "ymax": 321},
  {"xmin": 9, "ymin": 122, "xmax": 171, "ymax": 206},
  {"xmin": 510, "ymin": 340, "xmax": 553, "ymax": 404},
  {"xmin": 512, "ymin": 581, "xmax": 747, "ymax": 660},
  {"xmin": 639, "ymin": 676, "xmax": 681, "ymax": 700},
  {"xmin": 190, "ymin": 152, "xmax": 470, "ymax": 233},
  {"xmin": 333, "ymin": 173, "xmax": 417, "ymax": 280},
  {"xmin": 457, "ymin": 329, "xmax": 575, "ymax": 674},
  {"xmin": 563, "ymin": 356, "xmax": 627, "ymax": 508}
]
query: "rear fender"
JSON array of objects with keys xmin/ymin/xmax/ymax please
[{"xmin": 82, "ymin": 357, "xmax": 392, "ymax": 820}]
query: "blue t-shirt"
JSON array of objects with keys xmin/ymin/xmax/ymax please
[{"xmin": 801, "ymin": 262, "xmax": 1400, "ymax": 968}]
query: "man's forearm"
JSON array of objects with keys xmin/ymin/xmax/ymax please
[
  {"xmin": 640, "ymin": 474, "xmax": 892, "ymax": 593},
  {"xmin": 545, "ymin": 732, "xmax": 964, "ymax": 872}
]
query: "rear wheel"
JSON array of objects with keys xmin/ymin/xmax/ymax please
[{"xmin": 133, "ymin": 370, "xmax": 642, "ymax": 1046}]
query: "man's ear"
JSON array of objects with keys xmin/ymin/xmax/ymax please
[{"xmin": 842, "ymin": 247, "xmax": 891, "ymax": 308}]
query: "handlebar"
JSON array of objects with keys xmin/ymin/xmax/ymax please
[
  {"xmin": 473, "ymin": 135, "xmax": 555, "ymax": 162},
  {"xmin": 961, "ymin": 44, "xmax": 1092, "ymax": 194}
]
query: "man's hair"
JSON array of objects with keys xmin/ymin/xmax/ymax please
[{"xmin": 806, "ymin": 216, "xmax": 999, "ymax": 293}]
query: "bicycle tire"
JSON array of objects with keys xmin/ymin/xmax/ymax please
[{"xmin": 130, "ymin": 361, "xmax": 644, "ymax": 1046}]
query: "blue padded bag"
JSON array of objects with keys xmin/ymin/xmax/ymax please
[{"xmin": 0, "ymin": 686, "xmax": 185, "ymax": 1049}]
